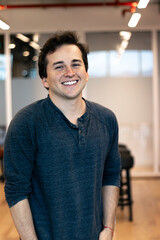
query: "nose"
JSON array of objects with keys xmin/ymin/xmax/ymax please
[{"xmin": 64, "ymin": 67, "xmax": 75, "ymax": 77}]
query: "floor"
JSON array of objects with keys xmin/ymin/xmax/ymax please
[
  {"xmin": 0, "ymin": 179, "xmax": 160, "ymax": 240},
  {"xmin": 0, "ymin": 182, "xmax": 19, "ymax": 239},
  {"xmin": 115, "ymin": 179, "xmax": 160, "ymax": 240}
]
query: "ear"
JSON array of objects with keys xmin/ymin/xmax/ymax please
[{"xmin": 41, "ymin": 77, "xmax": 49, "ymax": 88}]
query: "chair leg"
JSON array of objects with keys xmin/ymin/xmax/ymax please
[
  {"xmin": 126, "ymin": 169, "xmax": 133, "ymax": 221},
  {"xmin": 0, "ymin": 158, "xmax": 4, "ymax": 182},
  {"xmin": 118, "ymin": 168, "xmax": 133, "ymax": 221}
]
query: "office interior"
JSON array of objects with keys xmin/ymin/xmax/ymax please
[{"xmin": 0, "ymin": 0, "xmax": 160, "ymax": 239}]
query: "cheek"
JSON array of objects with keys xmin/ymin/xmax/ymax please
[{"xmin": 46, "ymin": 72, "xmax": 57, "ymax": 82}]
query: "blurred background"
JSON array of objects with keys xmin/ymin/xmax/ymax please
[{"xmin": 0, "ymin": 0, "xmax": 160, "ymax": 239}]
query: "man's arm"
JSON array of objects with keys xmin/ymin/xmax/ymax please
[
  {"xmin": 10, "ymin": 199, "xmax": 38, "ymax": 240},
  {"xmin": 99, "ymin": 185, "xmax": 119, "ymax": 240}
]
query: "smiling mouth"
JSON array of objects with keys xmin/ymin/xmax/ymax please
[{"xmin": 62, "ymin": 80, "xmax": 78, "ymax": 86}]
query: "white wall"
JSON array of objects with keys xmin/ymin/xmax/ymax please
[
  {"xmin": 0, "ymin": 76, "xmax": 47, "ymax": 125},
  {"xmin": 12, "ymin": 78, "xmax": 47, "ymax": 117},
  {"xmin": 87, "ymin": 77, "xmax": 152, "ymax": 124},
  {"xmin": 87, "ymin": 76, "xmax": 153, "ymax": 167}
]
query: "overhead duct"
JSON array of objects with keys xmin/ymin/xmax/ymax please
[{"xmin": 0, "ymin": 1, "xmax": 138, "ymax": 15}]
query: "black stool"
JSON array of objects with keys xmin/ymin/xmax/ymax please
[
  {"xmin": 118, "ymin": 145, "xmax": 134, "ymax": 221},
  {"xmin": 0, "ymin": 147, "xmax": 4, "ymax": 182}
]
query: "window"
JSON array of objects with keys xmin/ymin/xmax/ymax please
[
  {"xmin": 10, "ymin": 34, "xmax": 38, "ymax": 79},
  {"xmin": 87, "ymin": 31, "xmax": 153, "ymax": 78},
  {"xmin": 88, "ymin": 51, "xmax": 108, "ymax": 77},
  {"xmin": 88, "ymin": 50, "xmax": 153, "ymax": 78}
]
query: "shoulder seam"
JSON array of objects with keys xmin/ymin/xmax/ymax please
[
  {"xmin": 89, "ymin": 111, "xmax": 110, "ymax": 127},
  {"xmin": 87, "ymin": 101, "xmax": 115, "ymax": 127}
]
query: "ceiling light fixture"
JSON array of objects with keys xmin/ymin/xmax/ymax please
[
  {"xmin": 119, "ymin": 31, "xmax": 132, "ymax": 41},
  {"xmin": 33, "ymin": 34, "xmax": 39, "ymax": 43},
  {"xmin": 117, "ymin": 40, "xmax": 129, "ymax": 56},
  {"xmin": 29, "ymin": 41, "xmax": 40, "ymax": 50},
  {"xmin": 0, "ymin": 20, "xmax": 10, "ymax": 30},
  {"xmin": 138, "ymin": 0, "xmax": 150, "ymax": 9},
  {"xmin": 16, "ymin": 33, "xmax": 30, "ymax": 43},
  {"xmin": 9, "ymin": 43, "xmax": 16, "ymax": 49},
  {"xmin": 23, "ymin": 51, "xmax": 30, "ymax": 57},
  {"xmin": 121, "ymin": 40, "xmax": 129, "ymax": 49},
  {"xmin": 32, "ymin": 56, "xmax": 38, "ymax": 61},
  {"xmin": 128, "ymin": 13, "xmax": 141, "ymax": 27}
]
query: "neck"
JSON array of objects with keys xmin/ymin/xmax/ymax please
[{"xmin": 49, "ymin": 94, "xmax": 86, "ymax": 125}]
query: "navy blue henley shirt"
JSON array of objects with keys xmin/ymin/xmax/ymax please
[{"xmin": 4, "ymin": 96, "xmax": 121, "ymax": 240}]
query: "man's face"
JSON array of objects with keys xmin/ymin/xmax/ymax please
[{"xmin": 42, "ymin": 44, "xmax": 89, "ymax": 102}]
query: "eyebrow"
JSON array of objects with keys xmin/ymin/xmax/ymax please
[
  {"xmin": 72, "ymin": 59, "xmax": 82, "ymax": 63},
  {"xmin": 53, "ymin": 61, "xmax": 64, "ymax": 66},
  {"xmin": 53, "ymin": 59, "xmax": 82, "ymax": 66}
]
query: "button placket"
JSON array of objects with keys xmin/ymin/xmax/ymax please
[{"xmin": 78, "ymin": 124, "xmax": 85, "ymax": 146}]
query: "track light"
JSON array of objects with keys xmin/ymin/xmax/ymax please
[
  {"xmin": 29, "ymin": 41, "xmax": 40, "ymax": 50},
  {"xmin": 9, "ymin": 43, "xmax": 16, "ymax": 49},
  {"xmin": 138, "ymin": 0, "xmax": 150, "ymax": 9},
  {"xmin": 0, "ymin": 20, "xmax": 10, "ymax": 30},
  {"xmin": 16, "ymin": 33, "xmax": 30, "ymax": 43},
  {"xmin": 128, "ymin": 13, "xmax": 141, "ymax": 28},
  {"xmin": 119, "ymin": 31, "xmax": 132, "ymax": 41}
]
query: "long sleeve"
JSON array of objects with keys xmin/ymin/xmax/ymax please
[
  {"xmin": 102, "ymin": 113, "xmax": 121, "ymax": 187},
  {"xmin": 4, "ymin": 110, "xmax": 36, "ymax": 207}
]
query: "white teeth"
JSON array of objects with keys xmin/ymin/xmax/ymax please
[{"xmin": 62, "ymin": 81, "xmax": 77, "ymax": 86}]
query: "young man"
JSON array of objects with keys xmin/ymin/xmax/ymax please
[{"xmin": 4, "ymin": 31, "xmax": 121, "ymax": 240}]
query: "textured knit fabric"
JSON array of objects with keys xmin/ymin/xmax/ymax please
[{"xmin": 4, "ymin": 96, "xmax": 121, "ymax": 240}]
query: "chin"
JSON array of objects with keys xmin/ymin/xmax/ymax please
[{"xmin": 64, "ymin": 93, "xmax": 82, "ymax": 100}]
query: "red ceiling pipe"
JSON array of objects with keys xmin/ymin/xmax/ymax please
[
  {"xmin": 0, "ymin": 1, "xmax": 138, "ymax": 9},
  {"xmin": 122, "ymin": 1, "xmax": 138, "ymax": 15}
]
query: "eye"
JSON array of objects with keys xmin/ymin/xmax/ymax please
[
  {"xmin": 72, "ymin": 63, "xmax": 81, "ymax": 68},
  {"xmin": 55, "ymin": 65, "xmax": 64, "ymax": 70}
]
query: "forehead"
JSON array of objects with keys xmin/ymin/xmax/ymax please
[{"xmin": 47, "ymin": 44, "xmax": 83, "ymax": 62}]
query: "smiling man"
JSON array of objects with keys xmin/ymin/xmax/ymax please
[{"xmin": 4, "ymin": 31, "xmax": 121, "ymax": 240}]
